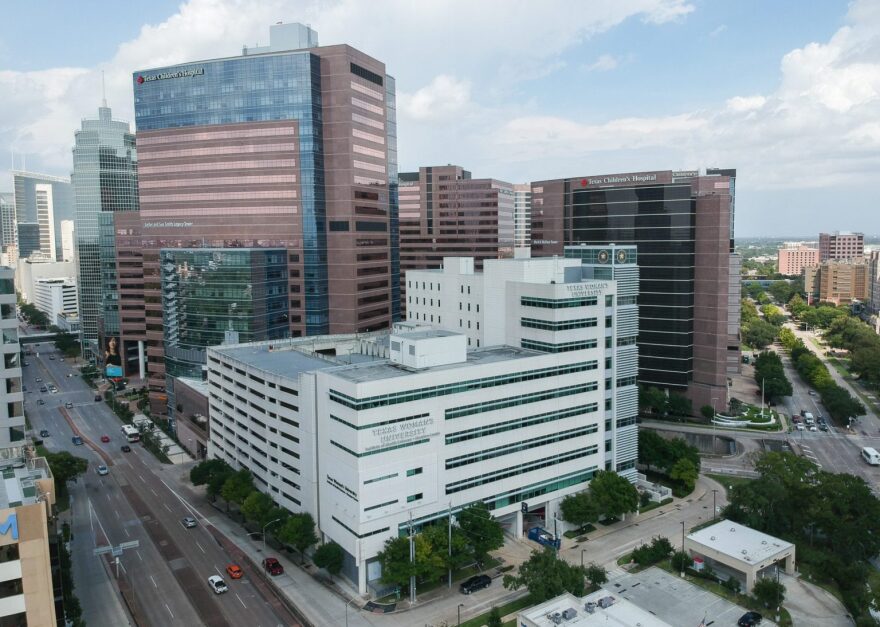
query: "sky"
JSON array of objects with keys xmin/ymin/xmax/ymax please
[{"xmin": 1, "ymin": 0, "xmax": 878, "ymax": 237}]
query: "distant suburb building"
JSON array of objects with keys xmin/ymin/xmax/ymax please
[
  {"xmin": 804, "ymin": 259, "xmax": 869, "ymax": 305},
  {"xmin": 777, "ymin": 243, "xmax": 819, "ymax": 276},
  {"xmin": 207, "ymin": 330, "xmax": 606, "ymax": 594}
]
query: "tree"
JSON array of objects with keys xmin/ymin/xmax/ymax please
[
  {"xmin": 221, "ymin": 469, "xmax": 255, "ymax": 507},
  {"xmin": 45, "ymin": 451, "xmax": 89, "ymax": 485},
  {"xmin": 589, "ymin": 470, "xmax": 639, "ymax": 520},
  {"xmin": 240, "ymin": 490, "xmax": 274, "ymax": 527},
  {"xmin": 559, "ymin": 491, "xmax": 599, "ymax": 527},
  {"xmin": 638, "ymin": 386, "xmax": 667, "ymax": 414},
  {"xmin": 671, "ymin": 551, "xmax": 690, "ymax": 572},
  {"xmin": 665, "ymin": 392, "xmax": 692, "ymax": 417},
  {"xmin": 760, "ymin": 303, "xmax": 786, "ymax": 326},
  {"xmin": 742, "ymin": 319, "xmax": 778, "ymax": 349},
  {"xmin": 487, "ymin": 606, "xmax": 502, "ymax": 627},
  {"xmin": 585, "ymin": 563, "xmax": 607, "ymax": 590},
  {"xmin": 421, "ymin": 522, "xmax": 472, "ymax": 573},
  {"xmin": 277, "ymin": 513, "xmax": 318, "ymax": 563},
  {"xmin": 503, "ymin": 548, "xmax": 587, "ymax": 602},
  {"xmin": 313, "ymin": 542, "xmax": 344, "ymax": 577},
  {"xmin": 669, "ymin": 458, "xmax": 698, "ymax": 493},
  {"xmin": 700, "ymin": 404, "xmax": 715, "ymax": 421},
  {"xmin": 190, "ymin": 458, "xmax": 232, "ymax": 486},
  {"xmin": 377, "ymin": 536, "xmax": 413, "ymax": 589},
  {"xmin": 457, "ymin": 502, "xmax": 503, "ymax": 565},
  {"xmin": 753, "ymin": 577, "xmax": 785, "ymax": 609}
]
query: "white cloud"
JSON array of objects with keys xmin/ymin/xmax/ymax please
[
  {"xmin": 709, "ymin": 24, "xmax": 726, "ymax": 37},
  {"xmin": 399, "ymin": 75, "xmax": 472, "ymax": 121},
  {"xmin": 725, "ymin": 95, "xmax": 766, "ymax": 112},
  {"xmin": 585, "ymin": 54, "xmax": 619, "ymax": 72}
]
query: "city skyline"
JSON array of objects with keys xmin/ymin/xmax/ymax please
[{"xmin": 2, "ymin": 0, "xmax": 879, "ymax": 237}]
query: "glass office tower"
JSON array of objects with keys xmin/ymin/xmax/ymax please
[{"xmin": 71, "ymin": 105, "xmax": 139, "ymax": 357}]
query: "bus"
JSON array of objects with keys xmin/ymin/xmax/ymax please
[{"xmin": 121, "ymin": 424, "xmax": 140, "ymax": 443}]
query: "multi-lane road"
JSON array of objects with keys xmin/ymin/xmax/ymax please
[{"xmin": 23, "ymin": 344, "xmax": 292, "ymax": 627}]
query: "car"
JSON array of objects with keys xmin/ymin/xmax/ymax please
[
  {"xmin": 207, "ymin": 575, "xmax": 228, "ymax": 594},
  {"xmin": 22, "ymin": 385, "xmax": 26, "ymax": 392},
  {"xmin": 71, "ymin": 436, "xmax": 83, "ymax": 445},
  {"xmin": 39, "ymin": 429, "xmax": 49, "ymax": 438},
  {"xmin": 459, "ymin": 574, "xmax": 492, "ymax": 595},
  {"xmin": 23, "ymin": 361, "xmax": 29, "ymax": 367},
  {"xmin": 96, "ymin": 465, "xmax": 109, "ymax": 476},
  {"xmin": 121, "ymin": 445, "xmax": 131, "ymax": 453},
  {"xmin": 37, "ymin": 399, "xmax": 45, "ymax": 405},
  {"xmin": 35, "ymin": 377, "xmax": 42, "ymax": 382},
  {"xmin": 181, "ymin": 517, "xmax": 197, "ymax": 529},
  {"xmin": 791, "ymin": 415, "xmax": 801, "ymax": 423},
  {"xmin": 100, "ymin": 435, "xmax": 110, "ymax": 443},
  {"xmin": 262, "ymin": 557, "xmax": 284, "ymax": 576},
  {"xmin": 808, "ymin": 390, "xmax": 817, "ymax": 396},
  {"xmin": 809, "ymin": 425, "xmax": 818, "ymax": 432},
  {"xmin": 225, "ymin": 564, "xmax": 243, "ymax": 579},
  {"xmin": 94, "ymin": 395, "xmax": 102, "ymax": 402},
  {"xmin": 65, "ymin": 402, "xmax": 73, "ymax": 409},
  {"xmin": 738, "ymin": 611, "xmax": 763, "ymax": 626},
  {"xmin": 39, "ymin": 386, "xmax": 48, "ymax": 393},
  {"xmin": 818, "ymin": 422, "xmax": 829, "ymax": 432},
  {"xmin": 48, "ymin": 356, "xmax": 54, "ymax": 361},
  {"xmin": 795, "ymin": 423, "xmax": 805, "ymax": 431}
]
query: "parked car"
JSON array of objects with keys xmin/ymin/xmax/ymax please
[
  {"xmin": 65, "ymin": 402, "xmax": 73, "ymax": 409},
  {"xmin": 207, "ymin": 575, "xmax": 228, "ymax": 594},
  {"xmin": 35, "ymin": 377, "xmax": 42, "ymax": 383},
  {"xmin": 71, "ymin": 436, "xmax": 83, "ymax": 445},
  {"xmin": 48, "ymin": 356, "xmax": 54, "ymax": 360},
  {"xmin": 181, "ymin": 517, "xmax": 197, "ymax": 529},
  {"xmin": 121, "ymin": 445, "xmax": 131, "ymax": 453},
  {"xmin": 39, "ymin": 386, "xmax": 47, "ymax": 393},
  {"xmin": 39, "ymin": 430, "xmax": 49, "ymax": 438},
  {"xmin": 94, "ymin": 395, "xmax": 102, "ymax": 402},
  {"xmin": 37, "ymin": 399, "xmax": 45, "ymax": 405},
  {"xmin": 738, "ymin": 611, "xmax": 763, "ymax": 626},
  {"xmin": 226, "ymin": 564, "xmax": 243, "ymax": 579},
  {"xmin": 459, "ymin": 574, "xmax": 492, "ymax": 595},
  {"xmin": 262, "ymin": 557, "xmax": 284, "ymax": 576},
  {"xmin": 100, "ymin": 435, "xmax": 110, "ymax": 443},
  {"xmin": 96, "ymin": 465, "xmax": 109, "ymax": 476}
]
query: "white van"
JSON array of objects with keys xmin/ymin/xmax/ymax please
[{"xmin": 861, "ymin": 447, "xmax": 880, "ymax": 466}]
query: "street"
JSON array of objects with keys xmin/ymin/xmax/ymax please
[{"xmin": 23, "ymin": 343, "xmax": 293, "ymax": 627}]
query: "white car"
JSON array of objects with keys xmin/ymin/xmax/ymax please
[
  {"xmin": 808, "ymin": 425, "xmax": 818, "ymax": 432},
  {"xmin": 96, "ymin": 465, "xmax": 109, "ymax": 476},
  {"xmin": 208, "ymin": 575, "xmax": 228, "ymax": 594},
  {"xmin": 795, "ymin": 423, "xmax": 805, "ymax": 431}
]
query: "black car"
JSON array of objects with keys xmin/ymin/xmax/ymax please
[
  {"xmin": 121, "ymin": 445, "xmax": 131, "ymax": 453},
  {"xmin": 37, "ymin": 399, "xmax": 45, "ymax": 405},
  {"xmin": 738, "ymin": 611, "xmax": 762, "ymax": 626},
  {"xmin": 94, "ymin": 395, "xmax": 102, "ymax": 402},
  {"xmin": 72, "ymin": 436, "xmax": 83, "ymax": 446},
  {"xmin": 39, "ymin": 430, "xmax": 49, "ymax": 438},
  {"xmin": 459, "ymin": 574, "xmax": 491, "ymax": 594}
]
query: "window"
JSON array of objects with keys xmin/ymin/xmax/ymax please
[
  {"xmin": 406, "ymin": 467, "xmax": 423, "ymax": 477},
  {"xmin": 605, "ymin": 316, "xmax": 613, "ymax": 328},
  {"xmin": 407, "ymin": 493, "xmax": 423, "ymax": 503},
  {"xmin": 605, "ymin": 295, "xmax": 614, "ymax": 306}
]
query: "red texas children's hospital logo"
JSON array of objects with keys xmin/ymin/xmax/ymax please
[{"xmin": 136, "ymin": 76, "xmax": 145, "ymax": 84}]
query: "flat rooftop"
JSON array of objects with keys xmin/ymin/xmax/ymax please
[
  {"xmin": 688, "ymin": 520, "xmax": 793, "ymax": 565},
  {"xmin": 0, "ymin": 459, "xmax": 50, "ymax": 509},
  {"xmin": 520, "ymin": 590, "xmax": 670, "ymax": 627},
  {"xmin": 213, "ymin": 342, "xmax": 340, "ymax": 380}
]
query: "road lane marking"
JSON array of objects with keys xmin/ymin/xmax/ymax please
[
  {"xmin": 124, "ymin": 528, "xmax": 130, "ymax": 538},
  {"xmin": 215, "ymin": 565, "xmax": 223, "ymax": 577},
  {"xmin": 196, "ymin": 541, "xmax": 205, "ymax": 554},
  {"xmin": 160, "ymin": 479, "xmax": 209, "ymax": 522},
  {"xmin": 163, "ymin": 503, "xmax": 172, "ymax": 513},
  {"xmin": 136, "ymin": 550, "xmax": 143, "ymax": 562},
  {"xmin": 106, "ymin": 493, "xmax": 111, "ymax": 501},
  {"xmin": 150, "ymin": 488, "xmax": 158, "ymax": 497},
  {"xmin": 138, "ymin": 474, "xmax": 145, "ymax": 483},
  {"xmin": 114, "ymin": 509, "xmax": 120, "ymax": 520},
  {"xmin": 150, "ymin": 575, "xmax": 158, "ymax": 588},
  {"xmin": 235, "ymin": 593, "xmax": 247, "ymax": 609},
  {"xmin": 164, "ymin": 603, "xmax": 174, "ymax": 619}
]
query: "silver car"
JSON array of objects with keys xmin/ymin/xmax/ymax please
[
  {"xmin": 96, "ymin": 465, "xmax": 109, "ymax": 476},
  {"xmin": 181, "ymin": 517, "xmax": 197, "ymax": 529},
  {"xmin": 208, "ymin": 575, "xmax": 228, "ymax": 594}
]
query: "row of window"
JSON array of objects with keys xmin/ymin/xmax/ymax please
[
  {"xmin": 521, "ymin": 296, "xmax": 598, "ymax": 308},
  {"xmin": 445, "ymin": 381, "xmax": 598, "ymax": 420},
  {"xmin": 521, "ymin": 339, "xmax": 598, "ymax": 353},
  {"xmin": 520, "ymin": 317, "xmax": 596, "ymax": 331},
  {"xmin": 445, "ymin": 424, "xmax": 598, "ymax": 469},
  {"xmin": 330, "ymin": 437, "xmax": 430, "ymax": 458},
  {"xmin": 446, "ymin": 403, "xmax": 599, "ymax": 444},
  {"xmin": 330, "ymin": 411, "xmax": 429, "ymax": 431},
  {"xmin": 329, "ymin": 361, "xmax": 597, "ymax": 410}
]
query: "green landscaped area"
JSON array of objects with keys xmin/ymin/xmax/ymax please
[{"xmin": 459, "ymin": 593, "xmax": 533, "ymax": 627}]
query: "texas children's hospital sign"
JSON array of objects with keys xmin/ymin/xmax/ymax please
[{"xmin": 136, "ymin": 67, "xmax": 204, "ymax": 84}]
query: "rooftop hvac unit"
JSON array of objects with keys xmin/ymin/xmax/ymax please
[
  {"xmin": 597, "ymin": 596, "xmax": 616, "ymax": 609},
  {"xmin": 548, "ymin": 612, "xmax": 562, "ymax": 624},
  {"xmin": 584, "ymin": 602, "xmax": 596, "ymax": 614},
  {"xmin": 562, "ymin": 608, "xmax": 578, "ymax": 619}
]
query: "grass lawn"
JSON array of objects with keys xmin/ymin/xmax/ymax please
[
  {"xmin": 705, "ymin": 473, "xmax": 754, "ymax": 496},
  {"xmin": 459, "ymin": 594, "xmax": 533, "ymax": 627}
]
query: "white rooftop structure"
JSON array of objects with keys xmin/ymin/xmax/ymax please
[
  {"xmin": 518, "ymin": 591, "xmax": 671, "ymax": 627},
  {"xmin": 687, "ymin": 520, "xmax": 793, "ymax": 565}
]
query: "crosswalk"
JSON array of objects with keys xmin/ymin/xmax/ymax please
[{"xmin": 799, "ymin": 443, "xmax": 822, "ymax": 468}]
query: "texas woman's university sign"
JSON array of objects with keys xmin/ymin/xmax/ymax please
[{"xmin": 0, "ymin": 512, "xmax": 18, "ymax": 543}]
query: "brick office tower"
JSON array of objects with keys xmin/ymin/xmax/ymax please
[
  {"xmin": 129, "ymin": 23, "xmax": 399, "ymax": 415},
  {"xmin": 530, "ymin": 170, "xmax": 736, "ymax": 411},
  {"xmin": 398, "ymin": 165, "xmax": 514, "ymax": 313},
  {"xmin": 819, "ymin": 231, "xmax": 864, "ymax": 262}
]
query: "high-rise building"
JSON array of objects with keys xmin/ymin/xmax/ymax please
[
  {"xmin": 804, "ymin": 259, "xmax": 869, "ymax": 305},
  {"xmin": 0, "ymin": 193, "xmax": 16, "ymax": 251},
  {"xmin": 514, "ymin": 183, "xmax": 532, "ymax": 249},
  {"xmin": 530, "ymin": 169, "xmax": 736, "ymax": 409},
  {"xmin": 869, "ymin": 251, "xmax": 880, "ymax": 315},
  {"xmin": 406, "ymin": 247, "xmax": 639, "ymax": 480},
  {"xmin": 778, "ymin": 243, "xmax": 819, "ymax": 276},
  {"xmin": 208, "ymin": 329, "xmax": 606, "ymax": 593},
  {"xmin": 398, "ymin": 165, "xmax": 514, "ymax": 312},
  {"xmin": 819, "ymin": 231, "xmax": 864, "ymax": 262},
  {"xmin": 11, "ymin": 172, "xmax": 73, "ymax": 262},
  {"xmin": 59, "ymin": 220, "xmax": 74, "ymax": 262},
  {"xmin": 71, "ymin": 105, "xmax": 139, "ymax": 358},
  {"xmin": 129, "ymin": 22, "xmax": 399, "ymax": 414}
]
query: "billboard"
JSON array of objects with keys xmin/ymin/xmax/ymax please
[{"xmin": 105, "ymin": 337, "xmax": 123, "ymax": 379}]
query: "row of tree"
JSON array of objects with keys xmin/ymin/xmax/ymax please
[
  {"xmin": 637, "ymin": 431, "xmax": 700, "ymax": 494},
  {"xmin": 752, "ymin": 351, "xmax": 792, "ymax": 404},
  {"xmin": 741, "ymin": 297, "xmax": 784, "ymax": 350},
  {"xmin": 724, "ymin": 452, "xmax": 880, "ymax": 622},
  {"xmin": 778, "ymin": 327, "xmax": 864, "ymax": 423},
  {"xmin": 822, "ymin": 315, "xmax": 880, "ymax": 389},
  {"xmin": 638, "ymin": 386, "xmax": 693, "ymax": 419},
  {"xmin": 18, "ymin": 301, "xmax": 49, "ymax": 328},
  {"xmin": 190, "ymin": 459, "xmax": 343, "ymax": 573},
  {"xmin": 377, "ymin": 502, "xmax": 503, "ymax": 590},
  {"xmin": 559, "ymin": 470, "xmax": 640, "ymax": 527}
]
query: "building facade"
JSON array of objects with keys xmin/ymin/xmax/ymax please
[
  {"xmin": 514, "ymin": 183, "xmax": 532, "ymax": 250},
  {"xmin": 0, "ymin": 194, "xmax": 15, "ymax": 253},
  {"xmin": 778, "ymin": 243, "xmax": 819, "ymax": 276},
  {"xmin": 71, "ymin": 105, "xmax": 139, "ymax": 357},
  {"xmin": 129, "ymin": 22, "xmax": 399, "ymax": 414},
  {"xmin": 529, "ymin": 169, "xmax": 735, "ymax": 409},
  {"xmin": 869, "ymin": 251, "xmax": 880, "ymax": 316},
  {"xmin": 819, "ymin": 231, "xmax": 863, "ymax": 262},
  {"xmin": 11, "ymin": 172, "xmax": 73, "ymax": 263},
  {"xmin": 398, "ymin": 165, "xmax": 514, "ymax": 312},
  {"xmin": 208, "ymin": 331, "xmax": 606, "ymax": 594},
  {"xmin": 59, "ymin": 221, "xmax": 74, "ymax": 262},
  {"xmin": 406, "ymin": 248, "xmax": 638, "ymax": 480},
  {"xmin": 804, "ymin": 259, "xmax": 869, "ymax": 305},
  {"xmin": 33, "ymin": 278, "xmax": 77, "ymax": 323}
]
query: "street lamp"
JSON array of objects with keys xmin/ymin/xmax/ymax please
[
  {"xmin": 680, "ymin": 521, "xmax": 686, "ymax": 578},
  {"xmin": 711, "ymin": 397, "xmax": 718, "ymax": 451},
  {"xmin": 345, "ymin": 597, "xmax": 356, "ymax": 627},
  {"xmin": 458, "ymin": 603, "xmax": 465, "ymax": 627},
  {"xmin": 262, "ymin": 518, "xmax": 283, "ymax": 556},
  {"xmin": 711, "ymin": 489, "xmax": 718, "ymax": 521}
]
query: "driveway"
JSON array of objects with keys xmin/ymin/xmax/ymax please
[{"xmin": 781, "ymin": 573, "xmax": 853, "ymax": 626}]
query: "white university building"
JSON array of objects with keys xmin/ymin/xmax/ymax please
[{"xmin": 204, "ymin": 247, "xmax": 638, "ymax": 595}]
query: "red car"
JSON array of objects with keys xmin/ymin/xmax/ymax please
[
  {"xmin": 100, "ymin": 435, "xmax": 110, "ymax": 443},
  {"xmin": 262, "ymin": 557, "xmax": 284, "ymax": 576},
  {"xmin": 226, "ymin": 564, "xmax": 243, "ymax": 579}
]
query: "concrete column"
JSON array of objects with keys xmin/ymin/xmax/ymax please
[
  {"xmin": 514, "ymin": 510, "xmax": 524, "ymax": 537},
  {"xmin": 746, "ymin": 569, "xmax": 756, "ymax": 593},
  {"xmin": 784, "ymin": 554, "xmax": 796, "ymax": 575},
  {"xmin": 138, "ymin": 340, "xmax": 145, "ymax": 380},
  {"xmin": 358, "ymin": 556, "xmax": 367, "ymax": 595}
]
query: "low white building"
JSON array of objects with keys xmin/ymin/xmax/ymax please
[
  {"xmin": 14, "ymin": 258, "xmax": 76, "ymax": 304},
  {"xmin": 404, "ymin": 246, "xmax": 639, "ymax": 481},
  {"xmin": 518, "ymin": 590, "xmax": 671, "ymax": 627},
  {"xmin": 208, "ymin": 329, "xmax": 606, "ymax": 594},
  {"xmin": 32, "ymin": 277, "xmax": 77, "ymax": 322}
]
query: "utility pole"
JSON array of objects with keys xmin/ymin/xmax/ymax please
[
  {"xmin": 761, "ymin": 377, "xmax": 766, "ymax": 418},
  {"xmin": 680, "ymin": 521, "xmax": 686, "ymax": 577},
  {"xmin": 408, "ymin": 512, "xmax": 416, "ymax": 605},
  {"xmin": 447, "ymin": 502, "xmax": 452, "ymax": 589},
  {"xmin": 712, "ymin": 489, "xmax": 718, "ymax": 521}
]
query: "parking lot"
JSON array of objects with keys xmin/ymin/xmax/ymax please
[{"xmin": 611, "ymin": 568, "xmax": 777, "ymax": 627}]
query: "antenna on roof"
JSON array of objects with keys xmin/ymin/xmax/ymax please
[{"xmin": 101, "ymin": 70, "xmax": 107, "ymax": 108}]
